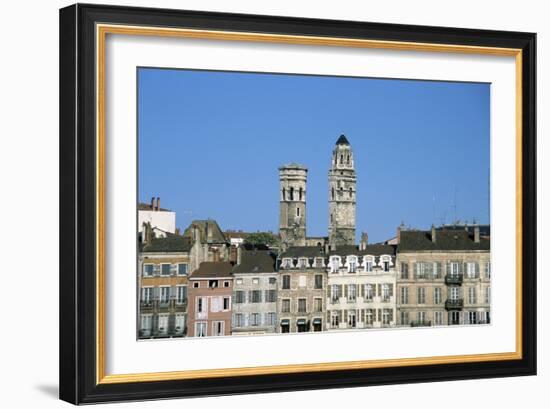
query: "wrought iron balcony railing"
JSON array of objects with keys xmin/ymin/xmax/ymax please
[
  {"xmin": 445, "ymin": 274, "xmax": 464, "ymax": 285},
  {"xmin": 445, "ymin": 298, "xmax": 464, "ymax": 310}
]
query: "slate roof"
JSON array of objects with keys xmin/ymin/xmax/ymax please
[
  {"xmin": 398, "ymin": 229, "xmax": 490, "ymax": 252},
  {"xmin": 280, "ymin": 244, "xmax": 396, "ymax": 264},
  {"xmin": 141, "ymin": 233, "xmax": 192, "ymax": 253},
  {"xmin": 137, "ymin": 202, "xmax": 171, "ymax": 212},
  {"xmin": 280, "ymin": 246, "xmax": 326, "ymax": 258},
  {"xmin": 183, "ymin": 219, "xmax": 227, "ymax": 243},
  {"xmin": 191, "ymin": 262, "xmax": 234, "ymax": 278},
  {"xmin": 232, "ymin": 250, "xmax": 276, "ymax": 274},
  {"xmin": 336, "ymin": 134, "xmax": 350, "ymax": 145}
]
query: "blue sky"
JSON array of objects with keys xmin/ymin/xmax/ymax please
[{"xmin": 138, "ymin": 68, "xmax": 490, "ymax": 243}]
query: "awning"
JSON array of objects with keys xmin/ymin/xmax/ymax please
[
  {"xmin": 280, "ymin": 319, "xmax": 290, "ymax": 326},
  {"xmin": 297, "ymin": 318, "xmax": 307, "ymax": 325},
  {"xmin": 312, "ymin": 318, "xmax": 322, "ymax": 325}
]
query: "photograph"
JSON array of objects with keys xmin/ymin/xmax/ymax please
[{"xmin": 136, "ymin": 68, "xmax": 491, "ymax": 339}]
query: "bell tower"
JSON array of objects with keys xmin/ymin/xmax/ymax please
[
  {"xmin": 279, "ymin": 163, "xmax": 307, "ymax": 248},
  {"xmin": 328, "ymin": 134, "xmax": 356, "ymax": 246}
]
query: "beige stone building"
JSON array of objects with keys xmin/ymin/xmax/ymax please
[{"xmin": 396, "ymin": 225, "xmax": 491, "ymax": 327}]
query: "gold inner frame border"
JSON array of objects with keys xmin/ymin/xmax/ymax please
[{"xmin": 95, "ymin": 23, "xmax": 523, "ymax": 385}]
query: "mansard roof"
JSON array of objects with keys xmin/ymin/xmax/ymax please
[
  {"xmin": 232, "ymin": 250, "xmax": 276, "ymax": 274},
  {"xmin": 280, "ymin": 246, "xmax": 326, "ymax": 258},
  {"xmin": 183, "ymin": 219, "xmax": 227, "ymax": 243},
  {"xmin": 335, "ymin": 134, "xmax": 350, "ymax": 145},
  {"xmin": 140, "ymin": 233, "xmax": 192, "ymax": 253},
  {"xmin": 280, "ymin": 244, "xmax": 395, "ymax": 260},
  {"xmin": 191, "ymin": 262, "xmax": 234, "ymax": 278},
  {"xmin": 398, "ymin": 229, "xmax": 490, "ymax": 252}
]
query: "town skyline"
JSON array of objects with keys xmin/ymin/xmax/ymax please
[{"xmin": 138, "ymin": 68, "xmax": 490, "ymax": 243}]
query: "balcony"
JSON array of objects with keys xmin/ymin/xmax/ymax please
[
  {"xmin": 445, "ymin": 274, "xmax": 464, "ymax": 285},
  {"xmin": 445, "ymin": 298, "xmax": 464, "ymax": 310},
  {"xmin": 139, "ymin": 300, "xmax": 187, "ymax": 311}
]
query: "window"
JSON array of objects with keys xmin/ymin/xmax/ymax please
[
  {"xmin": 450, "ymin": 262, "xmax": 460, "ymax": 276},
  {"xmin": 434, "ymin": 287, "xmax": 442, "ymax": 304},
  {"xmin": 298, "ymin": 275, "xmax": 307, "ymax": 288},
  {"xmin": 382, "ymin": 309, "xmax": 392, "ymax": 325},
  {"xmin": 400, "ymin": 311, "xmax": 409, "ymax": 325},
  {"xmin": 160, "ymin": 263, "xmax": 171, "ymax": 276},
  {"xmin": 485, "ymin": 287, "xmax": 491, "ymax": 304},
  {"xmin": 296, "ymin": 207, "xmax": 300, "ymax": 217},
  {"xmin": 223, "ymin": 281, "xmax": 230, "ymax": 288},
  {"xmin": 282, "ymin": 275, "xmax": 290, "ymax": 289},
  {"xmin": 331, "ymin": 311, "xmax": 340, "ymax": 327},
  {"xmin": 234, "ymin": 313, "xmax": 243, "ymax": 327},
  {"xmin": 267, "ymin": 312, "xmax": 277, "ymax": 326},
  {"xmin": 235, "ymin": 290, "xmax": 245, "ymax": 304},
  {"xmin": 434, "ymin": 311, "xmax": 443, "ymax": 325},
  {"xmin": 281, "ymin": 299, "xmax": 291, "ymax": 313},
  {"xmin": 468, "ymin": 287, "xmax": 477, "ymax": 304},
  {"xmin": 381, "ymin": 284, "xmax": 390, "ymax": 301},
  {"xmin": 143, "ymin": 264, "xmax": 154, "ymax": 277},
  {"xmin": 348, "ymin": 257, "xmax": 357, "ymax": 273},
  {"xmin": 141, "ymin": 287, "xmax": 153, "ymax": 304},
  {"xmin": 449, "ymin": 311, "xmax": 460, "ymax": 325},
  {"xmin": 250, "ymin": 290, "xmax": 262, "ymax": 303},
  {"xmin": 175, "ymin": 313, "xmax": 185, "ymax": 333},
  {"xmin": 314, "ymin": 298, "xmax": 322, "ymax": 312},
  {"xmin": 196, "ymin": 322, "xmax": 207, "ymax": 337},
  {"xmin": 417, "ymin": 311, "xmax": 427, "ymax": 324},
  {"xmin": 212, "ymin": 321, "xmax": 224, "ymax": 336},
  {"xmin": 210, "ymin": 296, "xmax": 222, "ymax": 312},
  {"xmin": 314, "ymin": 258, "xmax": 324, "ymax": 268},
  {"xmin": 269, "ymin": 277, "xmax": 277, "ymax": 284},
  {"xmin": 298, "ymin": 258, "xmax": 307, "ymax": 269},
  {"xmin": 331, "ymin": 257, "xmax": 340, "ymax": 273},
  {"xmin": 140, "ymin": 314, "xmax": 152, "ymax": 334},
  {"xmin": 365, "ymin": 259, "xmax": 373, "ymax": 272},
  {"xmin": 349, "ymin": 187, "xmax": 353, "ymax": 198},
  {"xmin": 158, "ymin": 314, "xmax": 169, "ymax": 334},
  {"xmin": 299, "ymin": 187, "xmax": 303, "ymax": 201},
  {"xmin": 197, "ymin": 297, "xmax": 207, "ymax": 313},
  {"xmin": 417, "ymin": 287, "xmax": 426, "ymax": 304},
  {"xmin": 348, "ymin": 310, "xmax": 356, "ymax": 328},
  {"xmin": 176, "ymin": 285, "xmax": 187, "ymax": 305},
  {"xmin": 485, "ymin": 262, "xmax": 491, "ymax": 279},
  {"xmin": 298, "ymin": 298, "xmax": 307, "ymax": 313},
  {"xmin": 383, "ymin": 261, "xmax": 390, "ymax": 272},
  {"xmin": 282, "ymin": 187, "xmax": 286, "ymax": 201},
  {"xmin": 400, "ymin": 262, "xmax": 409, "ymax": 279},
  {"xmin": 177, "ymin": 263, "xmax": 188, "ymax": 276},
  {"xmin": 348, "ymin": 284, "xmax": 357, "ymax": 302},
  {"xmin": 449, "ymin": 286, "xmax": 460, "ymax": 300},
  {"xmin": 400, "ymin": 287, "xmax": 409, "ymax": 304},
  {"xmin": 331, "ymin": 284, "xmax": 341, "ymax": 301},
  {"xmin": 223, "ymin": 297, "xmax": 230, "ymax": 310},
  {"xmin": 289, "ymin": 187, "xmax": 294, "ymax": 201},
  {"xmin": 250, "ymin": 313, "xmax": 261, "ymax": 326},
  {"xmin": 193, "ymin": 282, "xmax": 199, "ymax": 288},
  {"xmin": 314, "ymin": 274, "xmax": 323, "ymax": 289},
  {"xmin": 208, "ymin": 280, "xmax": 218, "ymax": 288},
  {"xmin": 252, "ymin": 278, "xmax": 259, "ymax": 285},
  {"xmin": 465, "ymin": 311, "xmax": 478, "ymax": 325},
  {"xmin": 364, "ymin": 284, "xmax": 373, "ymax": 301},
  {"xmin": 365, "ymin": 309, "xmax": 374, "ymax": 325},
  {"xmin": 282, "ymin": 259, "xmax": 292, "ymax": 269},
  {"xmin": 466, "ymin": 262, "xmax": 477, "ymax": 278},
  {"xmin": 160, "ymin": 286, "xmax": 170, "ymax": 304},
  {"xmin": 266, "ymin": 289, "xmax": 277, "ymax": 302}
]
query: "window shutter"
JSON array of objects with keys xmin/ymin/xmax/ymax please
[
  {"xmin": 153, "ymin": 264, "xmax": 160, "ymax": 276},
  {"xmin": 170, "ymin": 264, "xmax": 177, "ymax": 275},
  {"xmin": 153, "ymin": 287, "xmax": 160, "ymax": 300},
  {"xmin": 413, "ymin": 262, "xmax": 418, "ymax": 276},
  {"xmin": 338, "ymin": 284, "xmax": 343, "ymax": 298},
  {"xmin": 475, "ymin": 262, "xmax": 480, "ymax": 278},
  {"xmin": 464, "ymin": 312, "xmax": 470, "ymax": 325},
  {"xmin": 462, "ymin": 262, "xmax": 467, "ymax": 274},
  {"xmin": 377, "ymin": 309, "xmax": 381, "ymax": 322},
  {"xmin": 343, "ymin": 310, "xmax": 348, "ymax": 324},
  {"xmin": 389, "ymin": 309, "xmax": 394, "ymax": 322},
  {"xmin": 377, "ymin": 284, "xmax": 381, "ymax": 297},
  {"xmin": 337, "ymin": 310, "xmax": 342, "ymax": 322},
  {"xmin": 344, "ymin": 284, "xmax": 348, "ymax": 298},
  {"xmin": 360, "ymin": 309, "xmax": 365, "ymax": 322},
  {"xmin": 389, "ymin": 284, "xmax": 394, "ymax": 297},
  {"xmin": 436, "ymin": 262, "xmax": 442, "ymax": 278},
  {"xmin": 169, "ymin": 286, "xmax": 176, "ymax": 300},
  {"xmin": 258, "ymin": 291, "xmax": 263, "ymax": 303},
  {"xmin": 358, "ymin": 284, "xmax": 363, "ymax": 298}
]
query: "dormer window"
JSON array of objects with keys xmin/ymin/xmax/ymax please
[
  {"xmin": 330, "ymin": 256, "xmax": 340, "ymax": 273},
  {"xmin": 314, "ymin": 257, "xmax": 324, "ymax": 268},
  {"xmin": 364, "ymin": 257, "xmax": 373, "ymax": 272},
  {"xmin": 298, "ymin": 258, "xmax": 308, "ymax": 269},
  {"xmin": 282, "ymin": 258, "xmax": 292, "ymax": 269},
  {"xmin": 348, "ymin": 256, "xmax": 357, "ymax": 273},
  {"xmin": 380, "ymin": 256, "xmax": 392, "ymax": 272}
]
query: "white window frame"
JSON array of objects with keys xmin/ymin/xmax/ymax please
[
  {"xmin": 467, "ymin": 262, "xmax": 477, "ymax": 278},
  {"xmin": 212, "ymin": 321, "xmax": 225, "ymax": 336},
  {"xmin": 142, "ymin": 263, "xmax": 154, "ymax": 277},
  {"xmin": 157, "ymin": 313, "xmax": 169, "ymax": 334},
  {"xmin": 141, "ymin": 286, "xmax": 153, "ymax": 303},
  {"xmin": 195, "ymin": 321, "xmax": 207, "ymax": 337},
  {"xmin": 160, "ymin": 263, "xmax": 171, "ymax": 276},
  {"xmin": 159, "ymin": 285, "xmax": 171, "ymax": 304},
  {"xmin": 176, "ymin": 285, "xmax": 186, "ymax": 305},
  {"xmin": 140, "ymin": 314, "xmax": 153, "ymax": 332},
  {"xmin": 177, "ymin": 263, "xmax": 188, "ymax": 276}
]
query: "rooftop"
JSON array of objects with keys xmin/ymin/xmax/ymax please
[
  {"xmin": 232, "ymin": 250, "xmax": 276, "ymax": 274},
  {"xmin": 399, "ymin": 229, "xmax": 490, "ymax": 252},
  {"xmin": 141, "ymin": 233, "xmax": 192, "ymax": 253},
  {"xmin": 335, "ymin": 134, "xmax": 350, "ymax": 145},
  {"xmin": 191, "ymin": 262, "xmax": 234, "ymax": 278}
]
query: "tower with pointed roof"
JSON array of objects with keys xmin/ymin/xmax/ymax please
[
  {"xmin": 279, "ymin": 163, "xmax": 308, "ymax": 248},
  {"xmin": 328, "ymin": 134, "xmax": 357, "ymax": 246}
]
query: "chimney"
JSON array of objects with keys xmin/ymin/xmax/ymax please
[
  {"xmin": 207, "ymin": 221, "xmax": 213, "ymax": 242},
  {"xmin": 143, "ymin": 222, "xmax": 152, "ymax": 244},
  {"xmin": 431, "ymin": 225, "xmax": 436, "ymax": 243},
  {"xmin": 192, "ymin": 225, "xmax": 201, "ymax": 245},
  {"xmin": 175, "ymin": 227, "xmax": 180, "ymax": 235},
  {"xmin": 330, "ymin": 242, "xmax": 337, "ymax": 252},
  {"xmin": 324, "ymin": 242, "xmax": 329, "ymax": 254},
  {"xmin": 237, "ymin": 245, "xmax": 242, "ymax": 265},
  {"xmin": 360, "ymin": 232, "xmax": 368, "ymax": 250},
  {"xmin": 396, "ymin": 225, "xmax": 402, "ymax": 244},
  {"xmin": 155, "ymin": 197, "xmax": 160, "ymax": 211},
  {"xmin": 212, "ymin": 248, "xmax": 220, "ymax": 262},
  {"xmin": 150, "ymin": 197, "xmax": 155, "ymax": 210},
  {"xmin": 474, "ymin": 225, "xmax": 480, "ymax": 243}
]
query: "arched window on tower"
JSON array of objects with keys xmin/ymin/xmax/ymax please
[
  {"xmin": 330, "ymin": 214, "xmax": 333, "ymax": 223},
  {"xmin": 340, "ymin": 154, "xmax": 343, "ymax": 164},
  {"xmin": 334, "ymin": 156, "xmax": 337, "ymax": 166},
  {"xmin": 331, "ymin": 187, "xmax": 335, "ymax": 200},
  {"xmin": 349, "ymin": 187, "xmax": 353, "ymax": 198},
  {"xmin": 290, "ymin": 187, "xmax": 294, "ymax": 201},
  {"xmin": 299, "ymin": 187, "xmax": 303, "ymax": 201},
  {"xmin": 347, "ymin": 155, "xmax": 350, "ymax": 164},
  {"xmin": 297, "ymin": 207, "xmax": 300, "ymax": 217},
  {"xmin": 282, "ymin": 187, "xmax": 286, "ymax": 200}
]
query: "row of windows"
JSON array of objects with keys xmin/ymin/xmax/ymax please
[
  {"xmin": 195, "ymin": 296, "xmax": 231, "ymax": 315},
  {"xmin": 280, "ymin": 274, "xmax": 324, "ymax": 289},
  {"xmin": 280, "ymin": 298, "xmax": 323, "ymax": 313},
  {"xmin": 139, "ymin": 313, "xmax": 186, "ymax": 335},
  {"xmin": 191, "ymin": 279, "xmax": 231, "ymax": 289},
  {"xmin": 399, "ymin": 310, "xmax": 491, "ymax": 326},
  {"xmin": 194, "ymin": 321, "xmax": 225, "ymax": 337},
  {"xmin": 399, "ymin": 286, "xmax": 490, "ymax": 305},
  {"xmin": 142, "ymin": 263, "xmax": 187, "ymax": 277},
  {"xmin": 234, "ymin": 290, "xmax": 277, "ymax": 303},
  {"xmin": 280, "ymin": 256, "xmax": 393, "ymax": 272},
  {"xmin": 281, "ymin": 187, "xmax": 304, "ymax": 201},
  {"xmin": 329, "ymin": 308, "xmax": 394, "ymax": 327},
  {"xmin": 141, "ymin": 286, "xmax": 187, "ymax": 304},
  {"xmin": 330, "ymin": 283, "xmax": 394, "ymax": 302},
  {"xmin": 235, "ymin": 277, "xmax": 277, "ymax": 286},
  {"xmin": 400, "ymin": 261, "xmax": 491, "ymax": 280},
  {"xmin": 233, "ymin": 312, "xmax": 277, "ymax": 327}
]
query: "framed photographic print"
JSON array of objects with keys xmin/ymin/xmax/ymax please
[{"xmin": 59, "ymin": 3, "xmax": 536, "ymax": 405}]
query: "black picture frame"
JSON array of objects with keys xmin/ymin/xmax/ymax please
[{"xmin": 59, "ymin": 3, "xmax": 536, "ymax": 404}]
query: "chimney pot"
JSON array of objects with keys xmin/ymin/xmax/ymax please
[
  {"xmin": 474, "ymin": 225, "xmax": 480, "ymax": 243},
  {"xmin": 156, "ymin": 197, "xmax": 160, "ymax": 211},
  {"xmin": 431, "ymin": 225, "xmax": 436, "ymax": 243}
]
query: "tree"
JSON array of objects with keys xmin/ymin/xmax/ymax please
[{"xmin": 243, "ymin": 232, "xmax": 280, "ymax": 247}]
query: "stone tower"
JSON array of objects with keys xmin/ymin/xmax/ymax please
[
  {"xmin": 328, "ymin": 134, "xmax": 356, "ymax": 246},
  {"xmin": 279, "ymin": 163, "xmax": 307, "ymax": 248}
]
